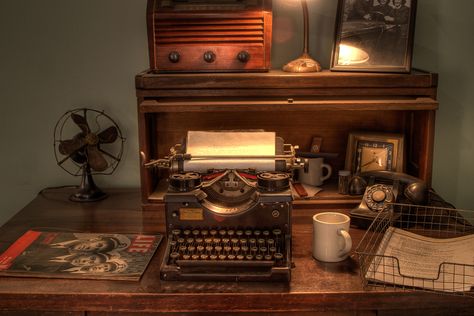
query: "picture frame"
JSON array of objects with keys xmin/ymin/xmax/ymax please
[
  {"xmin": 331, "ymin": 0, "xmax": 417, "ymax": 73},
  {"xmin": 345, "ymin": 132, "xmax": 405, "ymax": 175}
]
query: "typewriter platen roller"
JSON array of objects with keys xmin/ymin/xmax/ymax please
[{"xmin": 153, "ymin": 131, "xmax": 301, "ymax": 281}]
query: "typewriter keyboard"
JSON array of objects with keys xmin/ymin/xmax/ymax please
[{"xmin": 166, "ymin": 228, "xmax": 287, "ymax": 266}]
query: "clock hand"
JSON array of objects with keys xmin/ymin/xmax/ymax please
[{"xmin": 361, "ymin": 157, "xmax": 377, "ymax": 168}]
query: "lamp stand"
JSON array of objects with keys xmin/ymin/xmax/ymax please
[{"xmin": 283, "ymin": 0, "xmax": 322, "ymax": 73}]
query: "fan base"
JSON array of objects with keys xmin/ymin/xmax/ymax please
[{"xmin": 69, "ymin": 189, "xmax": 107, "ymax": 203}]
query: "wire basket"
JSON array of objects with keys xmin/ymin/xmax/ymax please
[{"xmin": 356, "ymin": 203, "xmax": 474, "ymax": 296}]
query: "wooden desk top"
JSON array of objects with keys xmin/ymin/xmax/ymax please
[{"xmin": 0, "ymin": 188, "xmax": 472, "ymax": 315}]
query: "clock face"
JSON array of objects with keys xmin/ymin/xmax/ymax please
[{"xmin": 355, "ymin": 141, "xmax": 394, "ymax": 173}]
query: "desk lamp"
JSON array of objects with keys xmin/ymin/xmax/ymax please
[{"xmin": 283, "ymin": 0, "xmax": 322, "ymax": 73}]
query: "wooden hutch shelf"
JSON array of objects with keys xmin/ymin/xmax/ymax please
[{"xmin": 136, "ymin": 69, "xmax": 438, "ymax": 210}]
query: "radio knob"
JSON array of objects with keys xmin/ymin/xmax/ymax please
[
  {"xmin": 203, "ymin": 51, "xmax": 216, "ymax": 63},
  {"xmin": 237, "ymin": 50, "xmax": 250, "ymax": 63},
  {"xmin": 168, "ymin": 51, "xmax": 180, "ymax": 63}
]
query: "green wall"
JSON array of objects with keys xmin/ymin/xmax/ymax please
[{"xmin": 1, "ymin": 0, "xmax": 473, "ymax": 225}]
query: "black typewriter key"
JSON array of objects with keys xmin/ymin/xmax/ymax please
[
  {"xmin": 265, "ymin": 254, "xmax": 273, "ymax": 261},
  {"xmin": 267, "ymin": 239, "xmax": 275, "ymax": 246},
  {"xmin": 172, "ymin": 229, "xmax": 181, "ymax": 236},
  {"xmin": 237, "ymin": 254, "xmax": 245, "ymax": 260},
  {"xmin": 254, "ymin": 230, "xmax": 261, "ymax": 237},
  {"xmin": 249, "ymin": 238, "xmax": 256, "ymax": 246},
  {"xmin": 170, "ymin": 252, "xmax": 180, "ymax": 263},
  {"xmin": 246, "ymin": 254, "xmax": 254, "ymax": 260},
  {"xmin": 210, "ymin": 229, "xmax": 217, "ymax": 236},
  {"xmin": 274, "ymin": 253, "xmax": 284, "ymax": 264},
  {"xmin": 251, "ymin": 246, "xmax": 258, "ymax": 254},
  {"xmin": 260, "ymin": 246, "xmax": 267, "ymax": 253},
  {"xmin": 191, "ymin": 254, "xmax": 200, "ymax": 260},
  {"xmin": 183, "ymin": 230, "xmax": 191, "ymax": 236},
  {"xmin": 255, "ymin": 254, "xmax": 263, "ymax": 260},
  {"xmin": 269, "ymin": 246, "xmax": 276, "ymax": 254},
  {"xmin": 182, "ymin": 254, "xmax": 191, "ymax": 260},
  {"xmin": 263, "ymin": 230, "xmax": 270, "ymax": 237},
  {"xmin": 258, "ymin": 238, "xmax": 265, "ymax": 246},
  {"xmin": 218, "ymin": 254, "xmax": 227, "ymax": 260},
  {"xmin": 210, "ymin": 254, "xmax": 217, "ymax": 260},
  {"xmin": 200, "ymin": 254, "xmax": 209, "ymax": 260},
  {"xmin": 272, "ymin": 229, "xmax": 282, "ymax": 236},
  {"xmin": 240, "ymin": 238, "xmax": 247, "ymax": 245}
]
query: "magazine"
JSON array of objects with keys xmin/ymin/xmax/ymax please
[{"xmin": 0, "ymin": 230, "xmax": 162, "ymax": 281}]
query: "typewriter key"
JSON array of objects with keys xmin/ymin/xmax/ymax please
[
  {"xmin": 210, "ymin": 254, "xmax": 218, "ymax": 260},
  {"xmin": 272, "ymin": 229, "xmax": 282, "ymax": 236},
  {"xmin": 200, "ymin": 254, "xmax": 209, "ymax": 260},
  {"xmin": 196, "ymin": 245, "xmax": 204, "ymax": 253},
  {"xmin": 263, "ymin": 230, "xmax": 270, "ymax": 237},
  {"xmin": 170, "ymin": 252, "xmax": 180, "ymax": 263},
  {"xmin": 191, "ymin": 254, "xmax": 200, "ymax": 260},
  {"xmin": 267, "ymin": 239, "xmax": 275, "ymax": 246},
  {"xmin": 231, "ymin": 238, "xmax": 239, "ymax": 244},
  {"xmin": 227, "ymin": 230, "xmax": 235, "ymax": 237},
  {"xmin": 186, "ymin": 238, "xmax": 194, "ymax": 244},
  {"xmin": 240, "ymin": 238, "xmax": 247, "ymax": 245},
  {"xmin": 195, "ymin": 238, "xmax": 203, "ymax": 244},
  {"xmin": 218, "ymin": 254, "xmax": 227, "ymax": 260},
  {"xmin": 215, "ymin": 245, "xmax": 222, "ymax": 253},
  {"xmin": 192, "ymin": 229, "xmax": 200, "ymax": 236},
  {"xmin": 188, "ymin": 245, "xmax": 196, "ymax": 253},
  {"xmin": 201, "ymin": 230, "xmax": 209, "ymax": 236},
  {"xmin": 232, "ymin": 246, "xmax": 240, "ymax": 253},
  {"xmin": 172, "ymin": 229, "xmax": 181, "ymax": 236},
  {"xmin": 204, "ymin": 238, "xmax": 213, "ymax": 244},
  {"xmin": 246, "ymin": 254, "xmax": 254, "ymax": 260},
  {"xmin": 182, "ymin": 254, "xmax": 191, "ymax": 260},
  {"xmin": 251, "ymin": 246, "xmax": 258, "ymax": 254},
  {"xmin": 179, "ymin": 245, "xmax": 187, "ymax": 252},
  {"xmin": 245, "ymin": 230, "xmax": 252, "ymax": 237},
  {"xmin": 258, "ymin": 238, "xmax": 265, "ymax": 246},
  {"xmin": 237, "ymin": 254, "xmax": 245, "ymax": 260},
  {"xmin": 269, "ymin": 246, "xmax": 277, "ymax": 253},
  {"xmin": 205, "ymin": 245, "xmax": 213, "ymax": 252},
  {"xmin": 219, "ymin": 229, "xmax": 226, "ymax": 237},
  {"xmin": 265, "ymin": 254, "xmax": 273, "ymax": 261},
  {"xmin": 254, "ymin": 230, "xmax": 261, "ymax": 237},
  {"xmin": 260, "ymin": 246, "xmax": 267, "ymax": 253},
  {"xmin": 177, "ymin": 238, "xmax": 185, "ymax": 244},
  {"xmin": 236, "ymin": 230, "xmax": 243, "ymax": 237},
  {"xmin": 213, "ymin": 238, "xmax": 221, "ymax": 244},
  {"xmin": 274, "ymin": 253, "xmax": 284, "ymax": 264},
  {"xmin": 183, "ymin": 230, "xmax": 191, "ymax": 236},
  {"xmin": 255, "ymin": 254, "xmax": 263, "ymax": 260},
  {"xmin": 210, "ymin": 230, "xmax": 217, "ymax": 236},
  {"xmin": 228, "ymin": 254, "xmax": 236, "ymax": 260},
  {"xmin": 241, "ymin": 246, "xmax": 249, "ymax": 253},
  {"xmin": 224, "ymin": 246, "xmax": 232, "ymax": 253}
]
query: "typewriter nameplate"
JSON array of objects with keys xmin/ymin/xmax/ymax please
[{"xmin": 179, "ymin": 208, "xmax": 204, "ymax": 221}]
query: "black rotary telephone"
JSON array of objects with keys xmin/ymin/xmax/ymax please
[{"xmin": 350, "ymin": 171, "xmax": 427, "ymax": 228}]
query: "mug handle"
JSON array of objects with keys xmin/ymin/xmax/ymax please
[
  {"xmin": 337, "ymin": 228, "xmax": 352, "ymax": 257},
  {"xmin": 321, "ymin": 163, "xmax": 332, "ymax": 182}
]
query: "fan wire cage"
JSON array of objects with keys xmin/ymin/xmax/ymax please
[{"xmin": 356, "ymin": 203, "xmax": 474, "ymax": 297}]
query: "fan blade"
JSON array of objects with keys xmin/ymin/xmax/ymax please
[
  {"xmin": 58, "ymin": 135, "xmax": 85, "ymax": 155},
  {"xmin": 87, "ymin": 146, "xmax": 108, "ymax": 171},
  {"xmin": 71, "ymin": 113, "xmax": 90, "ymax": 134},
  {"xmin": 98, "ymin": 126, "xmax": 118, "ymax": 144}
]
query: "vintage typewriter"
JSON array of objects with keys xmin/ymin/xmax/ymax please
[{"xmin": 151, "ymin": 131, "xmax": 302, "ymax": 281}]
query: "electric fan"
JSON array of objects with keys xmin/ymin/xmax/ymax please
[{"xmin": 53, "ymin": 108, "xmax": 125, "ymax": 202}]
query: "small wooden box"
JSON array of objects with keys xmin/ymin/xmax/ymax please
[{"xmin": 147, "ymin": 0, "xmax": 272, "ymax": 73}]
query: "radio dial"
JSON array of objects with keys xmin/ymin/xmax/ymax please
[
  {"xmin": 168, "ymin": 51, "xmax": 180, "ymax": 63},
  {"xmin": 237, "ymin": 51, "xmax": 250, "ymax": 63},
  {"xmin": 203, "ymin": 51, "xmax": 216, "ymax": 63}
]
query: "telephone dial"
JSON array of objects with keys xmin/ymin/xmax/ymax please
[{"xmin": 350, "ymin": 171, "xmax": 427, "ymax": 228}]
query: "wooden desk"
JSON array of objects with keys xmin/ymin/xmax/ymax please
[{"xmin": 0, "ymin": 188, "xmax": 472, "ymax": 315}]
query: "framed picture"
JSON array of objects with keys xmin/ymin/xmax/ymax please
[
  {"xmin": 331, "ymin": 0, "xmax": 417, "ymax": 73},
  {"xmin": 345, "ymin": 132, "xmax": 404, "ymax": 175}
]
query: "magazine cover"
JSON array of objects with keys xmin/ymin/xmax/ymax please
[{"xmin": 0, "ymin": 230, "xmax": 162, "ymax": 281}]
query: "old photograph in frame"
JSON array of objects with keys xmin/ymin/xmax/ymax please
[
  {"xmin": 345, "ymin": 132, "xmax": 405, "ymax": 175},
  {"xmin": 331, "ymin": 0, "xmax": 417, "ymax": 73}
]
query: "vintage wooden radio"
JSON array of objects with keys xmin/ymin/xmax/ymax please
[{"xmin": 146, "ymin": 0, "xmax": 272, "ymax": 72}]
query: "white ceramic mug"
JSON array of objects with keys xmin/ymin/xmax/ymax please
[
  {"xmin": 299, "ymin": 158, "xmax": 332, "ymax": 187},
  {"xmin": 312, "ymin": 212, "xmax": 352, "ymax": 262}
]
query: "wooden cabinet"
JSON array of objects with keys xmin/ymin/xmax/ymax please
[{"xmin": 135, "ymin": 70, "xmax": 438, "ymax": 211}]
